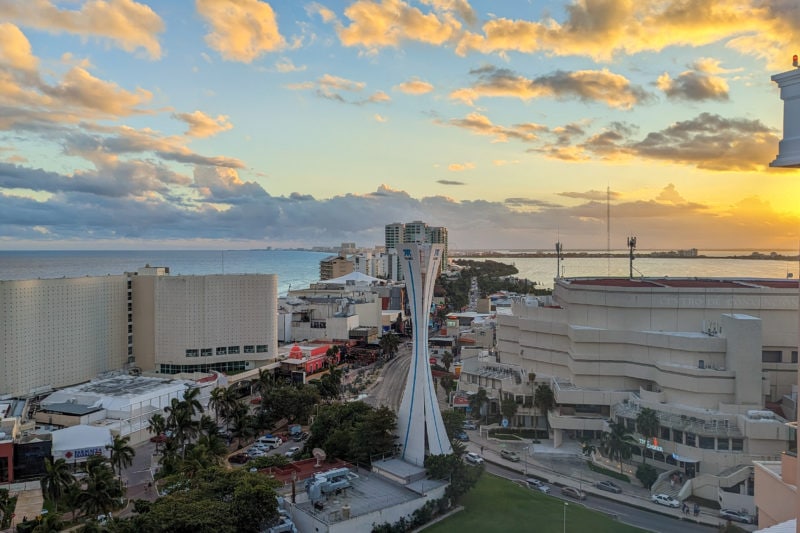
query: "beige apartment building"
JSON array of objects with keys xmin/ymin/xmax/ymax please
[
  {"xmin": 0, "ymin": 267, "xmax": 279, "ymax": 395},
  {"xmin": 487, "ymin": 277, "xmax": 796, "ymax": 497}
]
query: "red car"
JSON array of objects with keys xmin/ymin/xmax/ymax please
[
  {"xmin": 228, "ymin": 454, "xmax": 251, "ymax": 464},
  {"xmin": 149, "ymin": 434, "xmax": 167, "ymax": 443}
]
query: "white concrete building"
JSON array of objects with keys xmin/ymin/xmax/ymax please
[
  {"xmin": 0, "ymin": 276, "xmax": 129, "ymax": 396},
  {"xmin": 492, "ymin": 277, "xmax": 795, "ymax": 493},
  {"xmin": 0, "ymin": 267, "xmax": 279, "ymax": 396}
]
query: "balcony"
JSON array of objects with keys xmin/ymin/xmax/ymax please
[
  {"xmin": 551, "ymin": 377, "xmax": 631, "ymax": 407},
  {"xmin": 547, "ymin": 407, "xmax": 607, "ymax": 431},
  {"xmin": 613, "ymin": 401, "xmax": 744, "ymax": 438}
]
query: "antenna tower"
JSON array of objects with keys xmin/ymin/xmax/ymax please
[
  {"xmin": 606, "ymin": 186, "xmax": 611, "ymax": 275},
  {"xmin": 555, "ymin": 241, "xmax": 563, "ymax": 279}
]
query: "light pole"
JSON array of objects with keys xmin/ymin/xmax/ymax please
[{"xmin": 563, "ymin": 501, "xmax": 568, "ymax": 533}]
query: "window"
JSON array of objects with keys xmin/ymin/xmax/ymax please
[
  {"xmin": 731, "ymin": 439, "xmax": 744, "ymax": 451},
  {"xmin": 699, "ymin": 436, "xmax": 714, "ymax": 449},
  {"xmin": 762, "ymin": 350, "xmax": 782, "ymax": 363},
  {"xmin": 228, "ymin": 346, "xmax": 240, "ymax": 354},
  {"xmin": 717, "ymin": 438, "xmax": 729, "ymax": 451},
  {"xmin": 685, "ymin": 432, "xmax": 696, "ymax": 447},
  {"xmin": 127, "ymin": 335, "xmax": 133, "ymax": 344},
  {"xmin": 660, "ymin": 426, "xmax": 670, "ymax": 440},
  {"xmin": 673, "ymin": 430, "xmax": 683, "ymax": 444},
  {"xmin": 186, "ymin": 349, "xmax": 199, "ymax": 358},
  {"xmin": 216, "ymin": 347, "xmax": 227, "ymax": 356},
  {"xmin": 311, "ymin": 320, "xmax": 326, "ymax": 329},
  {"xmin": 256, "ymin": 345, "xmax": 268, "ymax": 353},
  {"xmin": 793, "ymin": 351, "xmax": 798, "ymax": 364},
  {"xmin": 244, "ymin": 345, "xmax": 254, "ymax": 354},
  {"xmin": 201, "ymin": 348, "xmax": 212, "ymax": 357},
  {"xmin": 128, "ymin": 325, "xmax": 132, "ymax": 333}
]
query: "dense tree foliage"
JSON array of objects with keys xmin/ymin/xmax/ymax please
[
  {"xmin": 135, "ymin": 468, "xmax": 279, "ymax": 533},
  {"xmin": 437, "ymin": 259, "xmax": 548, "ymax": 311},
  {"xmin": 636, "ymin": 463, "xmax": 658, "ymax": 489},
  {"xmin": 307, "ymin": 402, "xmax": 397, "ymax": 465},
  {"xmin": 424, "ymin": 453, "xmax": 482, "ymax": 504},
  {"xmin": 533, "ymin": 384, "xmax": 556, "ymax": 431}
]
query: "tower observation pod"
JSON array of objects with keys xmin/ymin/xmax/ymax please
[{"xmin": 396, "ymin": 243, "xmax": 453, "ymax": 466}]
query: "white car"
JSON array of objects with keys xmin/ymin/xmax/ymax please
[
  {"xmin": 651, "ymin": 493, "xmax": 680, "ymax": 508},
  {"xmin": 525, "ymin": 478, "xmax": 551, "ymax": 493},
  {"xmin": 247, "ymin": 449, "xmax": 266, "ymax": 458},
  {"xmin": 285, "ymin": 446, "xmax": 301, "ymax": 458},
  {"xmin": 465, "ymin": 452, "xmax": 484, "ymax": 465}
]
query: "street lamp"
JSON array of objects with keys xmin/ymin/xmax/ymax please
[{"xmin": 563, "ymin": 501, "xmax": 568, "ymax": 533}]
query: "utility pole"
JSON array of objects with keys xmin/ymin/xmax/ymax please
[{"xmin": 626, "ymin": 236, "xmax": 637, "ymax": 278}]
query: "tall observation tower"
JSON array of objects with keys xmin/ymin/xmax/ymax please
[{"xmin": 396, "ymin": 243, "xmax": 452, "ymax": 466}]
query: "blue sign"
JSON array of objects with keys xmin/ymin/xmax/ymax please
[{"xmin": 501, "ymin": 418, "xmax": 509, "ymax": 428}]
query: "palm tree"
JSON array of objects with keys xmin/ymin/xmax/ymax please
[
  {"xmin": 40, "ymin": 458, "xmax": 75, "ymax": 510},
  {"xmin": 106, "ymin": 435, "xmax": 135, "ymax": 480},
  {"xmin": 533, "ymin": 383, "xmax": 556, "ymax": 434},
  {"xmin": 208, "ymin": 387, "xmax": 228, "ymax": 425},
  {"xmin": 601, "ymin": 420, "xmax": 636, "ymax": 473},
  {"xmin": 147, "ymin": 413, "xmax": 167, "ymax": 452},
  {"xmin": 379, "ymin": 332, "xmax": 400, "ymax": 359},
  {"xmin": 635, "ymin": 407, "xmax": 660, "ymax": 464},
  {"xmin": 78, "ymin": 456, "xmax": 120, "ymax": 518},
  {"xmin": 182, "ymin": 386, "xmax": 204, "ymax": 417},
  {"xmin": 441, "ymin": 351, "xmax": 453, "ymax": 372},
  {"xmin": 229, "ymin": 403, "xmax": 255, "ymax": 448},
  {"xmin": 469, "ymin": 388, "xmax": 490, "ymax": 423},
  {"xmin": 252, "ymin": 369, "xmax": 274, "ymax": 398}
]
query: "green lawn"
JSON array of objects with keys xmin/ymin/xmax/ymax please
[{"xmin": 424, "ymin": 474, "xmax": 646, "ymax": 533}]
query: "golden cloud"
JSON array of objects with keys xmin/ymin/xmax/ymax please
[
  {"xmin": 197, "ymin": 0, "xmax": 284, "ymax": 63},
  {"xmin": 444, "ymin": 112, "xmax": 542, "ymax": 143},
  {"xmin": 338, "ymin": 0, "xmax": 461, "ymax": 52},
  {"xmin": 173, "ymin": 111, "xmax": 233, "ymax": 138},
  {"xmin": 451, "ymin": 66, "xmax": 649, "ymax": 109},
  {"xmin": 0, "ymin": 23, "xmax": 38, "ymax": 71},
  {"xmin": 0, "ymin": 0, "xmax": 164, "ymax": 59},
  {"xmin": 448, "ymin": 162, "xmax": 475, "ymax": 171},
  {"xmin": 395, "ymin": 78, "xmax": 434, "ymax": 94},
  {"xmin": 42, "ymin": 66, "xmax": 152, "ymax": 117}
]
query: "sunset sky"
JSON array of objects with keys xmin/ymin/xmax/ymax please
[{"xmin": 1, "ymin": 0, "xmax": 799, "ymax": 251}]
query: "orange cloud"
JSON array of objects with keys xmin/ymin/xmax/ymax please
[
  {"xmin": 443, "ymin": 112, "xmax": 544, "ymax": 143},
  {"xmin": 448, "ymin": 162, "xmax": 475, "ymax": 171},
  {"xmin": 173, "ymin": 111, "xmax": 233, "ymax": 138},
  {"xmin": 41, "ymin": 66, "xmax": 152, "ymax": 117},
  {"xmin": 196, "ymin": 0, "xmax": 284, "ymax": 63},
  {"xmin": 0, "ymin": 0, "xmax": 164, "ymax": 59},
  {"xmin": 395, "ymin": 78, "xmax": 434, "ymax": 94},
  {"xmin": 0, "ymin": 23, "xmax": 38, "ymax": 71},
  {"xmin": 338, "ymin": 0, "xmax": 462, "ymax": 52}
]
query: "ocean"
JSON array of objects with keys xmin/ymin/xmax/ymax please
[
  {"xmin": 0, "ymin": 250, "xmax": 332, "ymax": 296},
  {"xmin": 0, "ymin": 249, "xmax": 796, "ymax": 293}
]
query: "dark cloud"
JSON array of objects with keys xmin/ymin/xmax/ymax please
[
  {"xmin": 505, "ymin": 197, "xmax": 562, "ymax": 208},
  {"xmin": 628, "ymin": 112, "xmax": 777, "ymax": 170},
  {"xmin": 658, "ymin": 71, "xmax": 729, "ymax": 101},
  {"xmin": 437, "ymin": 179, "xmax": 465, "ymax": 185}
]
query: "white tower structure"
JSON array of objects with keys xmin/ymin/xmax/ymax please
[{"xmin": 396, "ymin": 243, "xmax": 452, "ymax": 466}]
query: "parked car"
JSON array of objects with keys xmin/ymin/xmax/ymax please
[
  {"xmin": 229, "ymin": 453, "xmax": 250, "ymax": 464},
  {"xmin": 465, "ymin": 452, "xmax": 484, "ymax": 465},
  {"xmin": 500, "ymin": 449, "xmax": 520, "ymax": 462},
  {"xmin": 251, "ymin": 442, "xmax": 274, "ymax": 452},
  {"xmin": 247, "ymin": 449, "xmax": 266, "ymax": 458},
  {"xmin": 149, "ymin": 433, "xmax": 167, "ymax": 444},
  {"xmin": 561, "ymin": 486, "xmax": 587, "ymax": 500},
  {"xmin": 285, "ymin": 446, "xmax": 301, "ymax": 458},
  {"xmin": 455, "ymin": 431, "xmax": 470, "ymax": 442},
  {"xmin": 595, "ymin": 480, "xmax": 622, "ymax": 494},
  {"xmin": 292, "ymin": 431, "xmax": 309, "ymax": 442},
  {"xmin": 525, "ymin": 478, "xmax": 551, "ymax": 493},
  {"xmin": 258, "ymin": 435, "xmax": 283, "ymax": 447},
  {"xmin": 719, "ymin": 509, "xmax": 753, "ymax": 524},
  {"xmin": 462, "ymin": 420, "xmax": 477, "ymax": 430},
  {"xmin": 651, "ymin": 493, "xmax": 680, "ymax": 508}
]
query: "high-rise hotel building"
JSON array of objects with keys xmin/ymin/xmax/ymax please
[
  {"xmin": 384, "ymin": 221, "xmax": 448, "ymax": 281},
  {"xmin": 0, "ymin": 266, "xmax": 278, "ymax": 396}
]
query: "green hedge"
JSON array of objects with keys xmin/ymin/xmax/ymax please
[
  {"xmin": 587, "ymin": 460, "xmax": 630, "ymax": 483},
  {"xmin": 487, "ymin": 428, "xmax": 547, "ymax": 439}
]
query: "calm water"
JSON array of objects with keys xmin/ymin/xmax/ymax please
[
  {"xmin": 0, "ymin": 250, "xmax": 332, "ymax": 295},
  {"xmin": 461, "ymin": 254, "xmax": 798, "ymax": 289},
  {"xmin": 0, "ymin": 249, "xmax": 795, "ymax": 293}
]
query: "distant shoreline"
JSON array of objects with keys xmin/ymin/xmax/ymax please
[{"xmin": 452, "ymin": 251, "xmax": 800, "ymax": 261}]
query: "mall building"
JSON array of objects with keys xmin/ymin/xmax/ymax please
[{"xmin": 490, "ymin": 277, "xmax": 796, "ymax": 498}]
